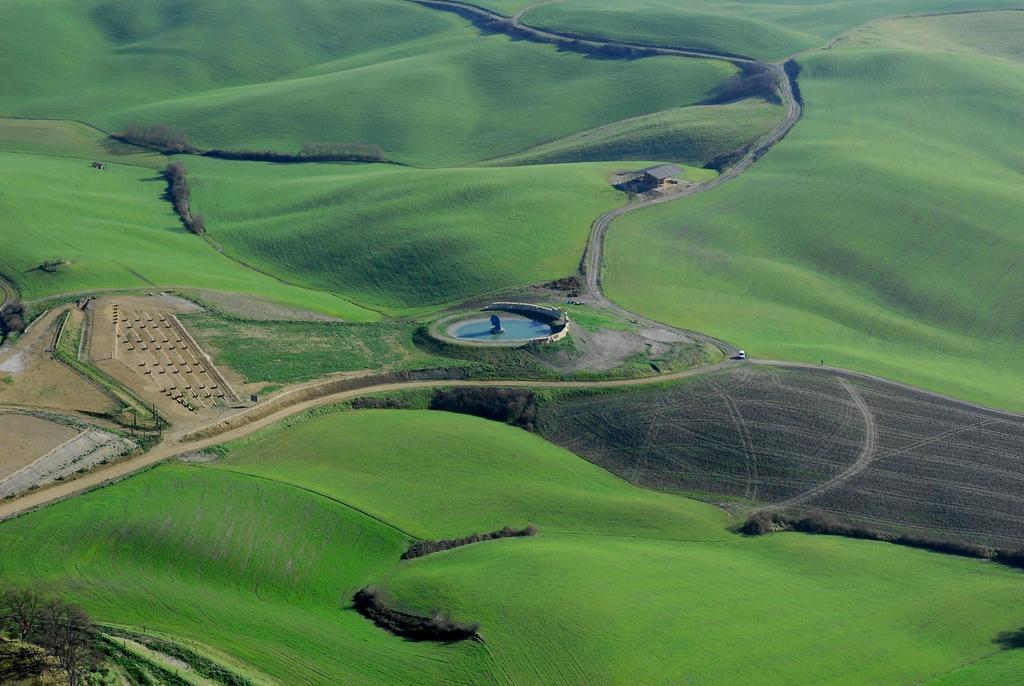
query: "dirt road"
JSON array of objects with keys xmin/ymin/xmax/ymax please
[
  {"xmin": 0, "ymin": 360, "xmax": 735, "ymax": 520},
  {"xmin": 415, "ymin": 0, "xmax": 804, "ymax": 360}
]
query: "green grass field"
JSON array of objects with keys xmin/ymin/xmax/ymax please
[
  {"xmin": 180, "ymin": 311, "xmax": 461, "ymax": 383},
  {"xmin": 0, "ymin": 151, "xmax": 376, "ymax": 319},
  {"xmin": 518, "ymin": 0, "xmax": 1023, "ymax": 60},
  {"xmin": 1, "ymin": 410, "xmax": 1023, "ymax": 683},
  {"xmin": 189, "ymin": 158, "xmax": 714, "ymax": 312},
  {"xmin": 0, "ymin": 118, "xmax": 164, "ymax": 167},
  {"xmin": 213, "ymin": 410, "xmax": 731, "ymax": 540},
  {"xmin": 0, "ymin": 0, "xmax": 739, "ymax": 167},
  {"xmin": 605, "ymin": 11, "xmax": 1024, "ymax": 411}
]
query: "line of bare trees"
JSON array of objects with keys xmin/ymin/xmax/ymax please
[
  {"xmin": 163, "ymin": 162, "xmax": 205, "ymax": 235},
  {"xmin": 1, "ymin": 588, "xmax": 99, "ymax": 686},
  {"xmin": 742, "ymin": 511, "xmax": 1024, "ymax": 568},
  {"xmin": 114, "ymin": 122, "xmax": 195, "ymax": 153},
  {"xmin": 402, "ymin": 524, "xmax": 537, "ymax": 560},
  {"xmin": 352, "ymin": 587, "xmax": 480, "ymax": 641},
  {"xmin": 115, "ymin": 122, "xmax": 386, "ymax": 163},
  {"xmin": 205, "ymin": 141, "xmax": 385, "ymax": 163}
]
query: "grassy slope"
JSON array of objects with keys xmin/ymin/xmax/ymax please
[
  {"xmin": 0, "ymin": 118, "xmax": 164, "ymax": 168},
  {"xmin": 179, "ymin": 312, "xmax": 458, "ymax": 384},
  {"xmin": 190, "ymin": 158, "xmax": 709, "ymax": 312},
  {"xmin": 487, "ymin": 98, "xmax": 784, "ymax": 168},
  {"xmin": 215, "ymin": 410, "xmax": 730, "ymax": 540},
  {"xmin": 929, "ymin": 648, "xmax": 1024, "ymax": 684},
  {"xmin": 605, "ymin": 13, "xmax": 1024, "ymax": 411},
  {"xmin": 0, "ymin": 410, "xmax": 1022, "ymax": 683},
  {"xmin": 383, "ymin": 533, "xmax": 1024, "ymax": 685},
  {"xmin": 521, "ymin": 0, "xmax": 1023, "ymax": 60},
  {"xmin": 0, "ymin": 0, "xmax": 736, "ymax": 167},
  {"xmin": 0, "ymin": 466, "xmax": 481, "ymax": 684},
  {"xmin": 0, "ymin": 151, "xmax": 376, "ymax": 319}
]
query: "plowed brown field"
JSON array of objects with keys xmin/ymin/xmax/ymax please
[{"xmin": 537, "ymin": 366, "xmax": 1024, "ymax": 546}]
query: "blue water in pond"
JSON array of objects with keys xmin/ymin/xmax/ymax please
[{"xmin": 449, "ymin": 315, "xmax": 552, "ymax": 341}]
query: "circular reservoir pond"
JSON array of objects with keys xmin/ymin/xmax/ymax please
[{"xmin": 448, "ymin": 314, "xmax": 554, "ymax": 342}]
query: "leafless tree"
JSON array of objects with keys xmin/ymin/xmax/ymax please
[
  {"xmin": 34, "ymin": 599, "xmax": 98, "ymax": 686},
  {"xmin": 1, "ymin": 587, "xmax": 43, "ymax": 639}
]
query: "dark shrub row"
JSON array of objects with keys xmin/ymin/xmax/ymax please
[
  {"xmin": 163, "ymin": 162, "xmax": 205, "ymax": 234},
  {"xmin": 352, "ymin": 587, "xmax": 479, "ymax": 641},
  {"xmin": 350, "ymin": 395, "xmax": 415, "ymax": 410},
  {"xmin": 0, "ymin": 301, "xmax": 26, "ymax": 337},
  {"xmin": 705, "ymin": 62, "xmax": 782, "ymax": 105},
  {"xmin": 113, "ymin": 122, "xmax": 194, "ymax": 153},
  {"xmin": 403, "ymin": 524, "xmax": 537, "ymax": 560},
  {"xmin": 784, "ymin": 59, "xmax": 803, "ymax": 107},
  {"xmin": 742, "ymin": 511, "xmax": 1024, "ymax": 567},
  {"xmin": 203, "ymin": 142, "xmax": 385, "ymax": 164},
  {"xmin": 479, "ymin": 15, "xmax": 658, "ymax": 58},
  {"xmin": 38, "ymin": 258, "xmax": 67, "ymax": 273},
  {"xmin": 115, "ymin": 121, "xmax": 386, "ymax": 163},
  {"xmin": 430, "ymin": 387, "xmax": 539, "ymax": 430}
]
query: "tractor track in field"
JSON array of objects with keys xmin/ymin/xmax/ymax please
[
  {"xmin": 2, "ymin": 3, "xmax": 1023, "ymax": 524},
  {"xmin": 772, "ymin": 379, "xmax": 877, "ymax": 509}
]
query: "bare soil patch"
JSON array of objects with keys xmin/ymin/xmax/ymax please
[
  {"xmin": 0, "ymin": 414, "xmax": 78, "ymax": 478},
  {"xmin": 0, "ymin": 307, "xmax": 113, "ymax": 415},
  {"xmin": 537, "ymin": 365, "xmax": 1024, "ymax": 547}
]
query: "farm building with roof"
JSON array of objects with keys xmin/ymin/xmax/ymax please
[{"xmin": 640, "ymin": 164, "xmax": 682, "ymax": 187}]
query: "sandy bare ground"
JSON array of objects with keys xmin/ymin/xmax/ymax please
[
  {"xmin": 0, "ymin": 413, "xmax": 78, "ymax": 477},
  {"xmin": 0, "ymin": 307, "xmax": 114, "ymax": 415},
  {"xmin": 0, "ymin": 428, "xmax": 135, "ymax": 500}
]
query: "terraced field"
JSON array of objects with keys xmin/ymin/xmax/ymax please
[
  {"xmin": 605, "ymin": 10, "xmax": 1024, "ymax": 411},
  {"xmin": 537, "ymin": 365, "xmax": 1024, "ymax": 546},
  {"xmin": 1, "ymin": 410, "xmax": 1023, "ymax": 684},
  {"xmin": 514, "ymin": 0, "xmax": 1024, "ymax": 59}
]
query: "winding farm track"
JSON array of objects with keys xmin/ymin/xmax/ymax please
[
  {"xmin": 0, "ymin": 274, "xmax": 16, "ymax": 311},
  {"xmin": 412, "ymin": 0, "xmax": 802, "ymax": 358},
  {"xmin": 2, "ymin": 3, "xmax": 1023, "ymax": 522}
]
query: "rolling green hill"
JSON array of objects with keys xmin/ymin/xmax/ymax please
[
  {"xmin": 0, "ymin": 150, "xmax": 376, "ymax": 319},
  {"xmin": 487, "ymin": 98, "xmax": 784, "ymax": 168},
  {"xmin": 0, "ymin": 0, "xmax": 738, "ymax": 167},
  {"xmin": 1, "ymin": 410, "xmax": 1023, "ymax": 683},
  {"xmin": 605, "ymin": 11, "xmax": 1024, "ymax": 411},
  {"xmin": 212, "ymin": 410, "xmax": 731, "ymax": 540},
  {"xmin": 188, "ymin": 157, "xmax": 711, "ymax": 312},
  {"xmin": 517, "ymin": 0, "xmax": 1023, "ymax": 60}
]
